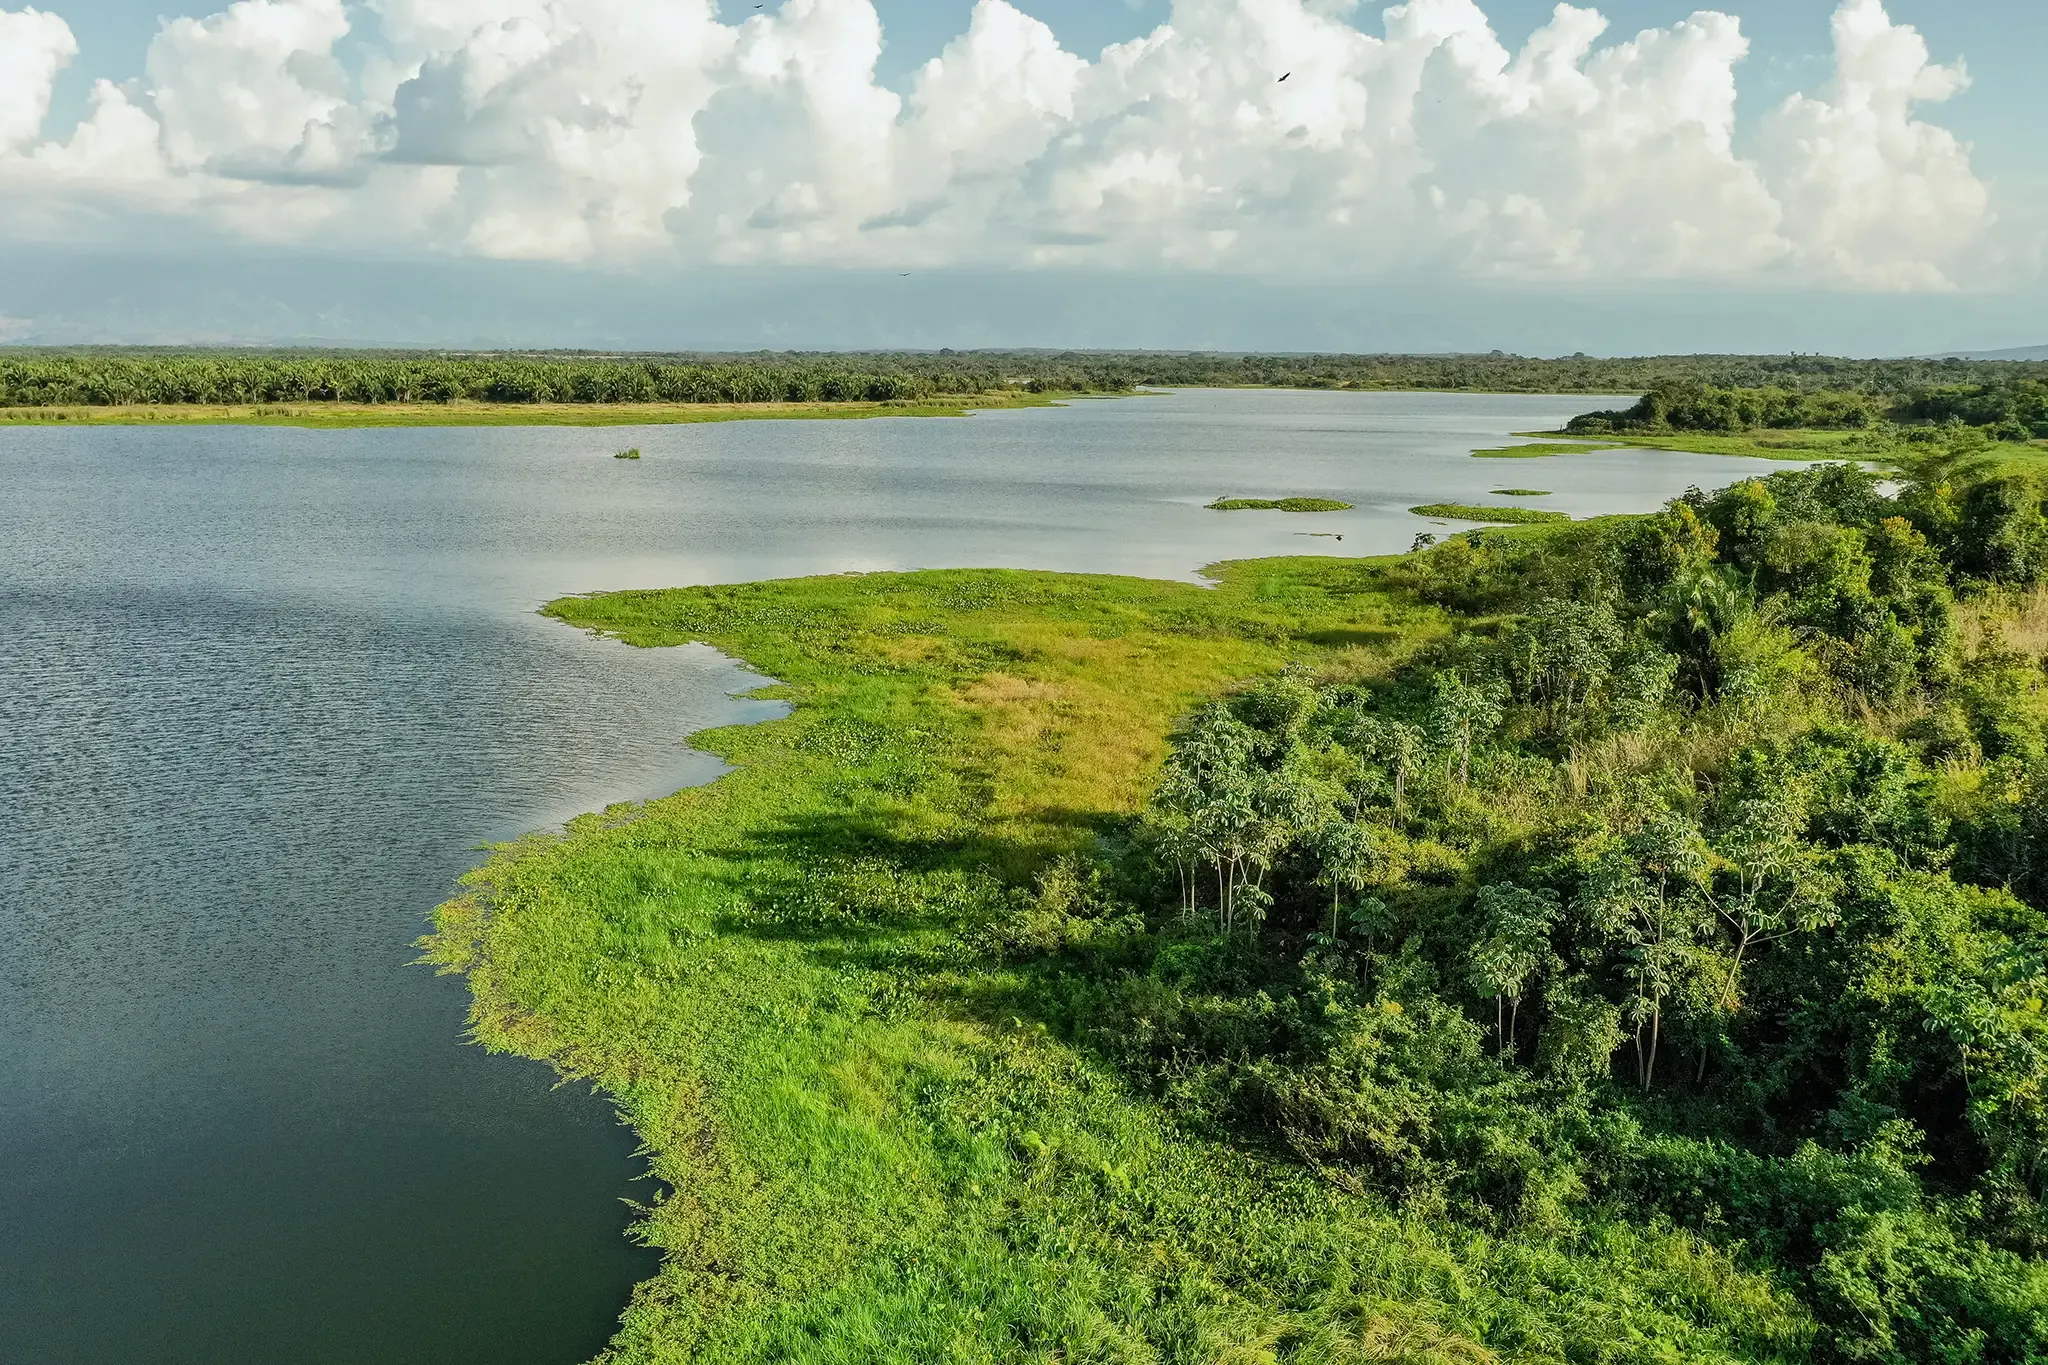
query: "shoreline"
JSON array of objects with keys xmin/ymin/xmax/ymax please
[{"xmin": 0, "ymin": 391, "xmax": 1081, "ymax": 429}]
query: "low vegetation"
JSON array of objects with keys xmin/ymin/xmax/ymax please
[
  {"xmin": 1490, "ymin": 489, "xmax": 1551, "ymax": 498},
  {"xmin": 614, "ymin": 447, "xmax": 642, "ymax": 460},
  {"xmin": 1209, "ymin": 497, "xmax": 1354, "ymax": 512},
  {"xmin": 424, "ymin": 431, "xmax": 2048, "ymax": 1363},
  {"xmin": 1470, "ymin": 441, "xmax": 1619, "ymax": 459},
  {"xmin": 1412, "ymin": 503, "xmax": 1570, "ymax": 524}
]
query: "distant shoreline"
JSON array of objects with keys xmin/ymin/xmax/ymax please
[{"xmin": 0, "ymin": 392, "xmax": 1080, "ymax": 430}]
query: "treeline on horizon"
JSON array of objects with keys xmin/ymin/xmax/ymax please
[
  {"xmin": 0, "ymin": 348, "xmax": 2042, "ymax": 410},
  {"xmin": 1571, "ymin": 378, "xmax": 2048, "ymax": 443}
]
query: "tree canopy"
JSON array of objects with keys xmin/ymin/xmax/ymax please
[
  {"xmin": 1025, "ymin": 449, "xmax": 2048, "ymax": 1362},
  {"xmin": 2, "ymin": 348, "xmax": 2042, "ymax": 409}
]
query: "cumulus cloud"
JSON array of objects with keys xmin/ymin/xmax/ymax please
[
  {"xmin": 0, "ymin": 6, "xmax": 74, "ymax": 152},
  {"xmin": 0, "ymin": 0, "xmax": 2002, "ymax": 289}
]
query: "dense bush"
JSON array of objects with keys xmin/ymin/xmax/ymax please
[
  {"xmin": 1569, "ymin": 378, "xmax": 2048, "ymax": 442},
  {"xmin": 1008, "ymin": 451, "xmax": 2048, "ymax": 1362}
]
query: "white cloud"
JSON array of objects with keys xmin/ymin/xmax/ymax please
[
  {"xmin": 0, "ymin": 0, "xmax": 2004, "ymax": 289},
  {"xmin": 0, "ymin": 6, "xmax": 74, "ymax": 152},
  {"xmin": 1755, "ymin": 0, "xmax": 1986, "ymax": 289}
]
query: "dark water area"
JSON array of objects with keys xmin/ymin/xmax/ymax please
[{"xmin": 0, "ymin": 390, "xmax": 1807, "ymax": 1363}]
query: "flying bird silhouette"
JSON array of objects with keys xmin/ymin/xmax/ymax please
[{"xmin": 1278, "ymin": 73, "xmax": 1290, "ymax": 82}]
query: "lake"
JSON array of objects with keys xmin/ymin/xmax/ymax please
[{"xmin": 0, "ymin": 389, "xmax": 1807, "ymax": 1363}]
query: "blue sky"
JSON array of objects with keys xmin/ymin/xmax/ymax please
[{"xmin": 2, "ymin": 0, "xmax": 2041, "ymax": 353}]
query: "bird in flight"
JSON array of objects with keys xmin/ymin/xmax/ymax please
[{"xmin": 1278, "ymin": 72, "xmax": 1290, "ymax": 82}]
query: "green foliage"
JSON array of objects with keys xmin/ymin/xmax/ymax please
[
  {"xmin": 420, "ymin": 439, "xmax": 2048, "ymax": 1363},
  {"xmin": 1490, "ymin": 489, "xmax": 1552, "ymax": 497},
  {"xmin": 1209, "ymin": 497, "xmax": 1355, "ymax": 512},
  {"xmin": 1410, "ymin": 504, "xmax": 1570, "ymax": 525},
  {"xmin": 1092, "ymin": 452, "xmax": 2048, "ymax": 1363},
  {"xmin": 1568, "ymin": 383, "xmax": 1887, "ymax": 435},
  {"xmin": 1569, "ymin": 377, "xmax": 2048, "ymax": 446},
  {"xmin": 4, "ymin": 347, "xmax": 2041, "ymax": 411}
]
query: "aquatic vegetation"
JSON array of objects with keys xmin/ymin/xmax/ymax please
[
  {"xmin": 1490, "ymin": 488, "xmax": 1552, "ymax": 496},
  {"xmin": 1411, "ymin": 502, "xmax": 1570, "ymax": 523},
  {"xmin": 614, "ymin": 447, "xmax": 641, "ymax": 459},
  {"xmin": 1470, "ymin": 440, "xmax": 1618, "ymax": 458},
  {"xmin": 1207, "ymin": 496, "xmax": 1353, "ymax": 511}
]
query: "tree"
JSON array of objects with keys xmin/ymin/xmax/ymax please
[
  {"xmin": 1426, "ymin": 673, "xmax": 1505, "ymax": 790},
  {"xmin": 1468, "ymin": 883, "xmax": 1560, "ymax": 1060}
]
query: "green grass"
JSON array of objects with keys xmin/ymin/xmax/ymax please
[
  {"xmin": 1206, "ymin": 496, "xmax": 1354, "ymax": 512},
  {"xmin": 1506, "ymin": 429, "xmax": 1895, "ymax": 463},
  {"xmin": 1488, "ymin": 489, "xmax": 1550, "ymax": 497},
  {"xmin": 421, "ymin": 556, "xmax": 1806, "ymax": 1363},
  {"xmin": 1469, "ymin": 440, "xmax": 1618, "ymax": 458},
  {"xmin": 0, "ymin": 392, "xmax": 1078, "ymax": 429},
  {"xmin": 615, "ymin": 448, "xmax": 642, "ymax": 460},
  {"xmin": 1410, "ymin": 503, "xmax": 1570, "ymax": 524},
  {"xmin": 1474, "ymin": 430, "xmax": 1915, "ymax": 465}
]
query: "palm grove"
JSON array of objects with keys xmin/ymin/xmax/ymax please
[{"xmin": 1034, "ymin": 445, "xmax": 2048, "ymax": 1361}]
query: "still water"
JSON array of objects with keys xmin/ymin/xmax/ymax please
[{"xmin": 0, "ymin": 389, "xmax": 1806, "ymax": 1363}]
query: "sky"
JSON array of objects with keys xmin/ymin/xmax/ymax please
[{"xmin": 0, "ymin": 0, "xmax": 2042, "ymax": 354}]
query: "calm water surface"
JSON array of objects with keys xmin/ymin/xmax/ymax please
[{"xmin": 0, "ymin": 390, "xmax": 1807, "ymax": 1363}]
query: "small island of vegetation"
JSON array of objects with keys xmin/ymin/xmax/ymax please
[
  {"xmin": 1491, "ymin": 488, "xmax": 1552, "ymax": 497},
  {"xmin": 1412, "ymin": 502, "xmax": 1571, "ymax": 524},
  {"xmin": 424, "ymin": 422, "xmax": 2048, "ymax": 1363},
  {"xmin": 1208, "ymin": 496, "xmax": 1354, "ymax": 512}
]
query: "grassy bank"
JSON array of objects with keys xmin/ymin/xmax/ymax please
[
  {"xmin": 421, "ymin": 544, "xmax": 1809, "ymax": 1363},
  {"xmin": 1501, "ymin": 427, "xmax": 2048, "ymax": 473},
  {"xmin": 0, "ymin": 392, "xmax": 1074, "ymax": 429},
  {"xmin": 1481, "ymin": 431, "xmax": 1885, "ymax": 462}
]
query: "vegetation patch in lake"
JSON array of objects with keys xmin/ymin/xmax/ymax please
[
  {"xmin": 1410, "ymin": 502, "xmax": 1569, "ymax": 523},
  {"xmin": 1207, "ymin": 496, "xmax": 1353, "ymax": 512},
  {"xmin": 1489, "ymin": 488, "xmax": 1551, "ymax": 497},
  {"xmin": 614, "ymin": 447, "xmax": 641, "ymax": 459},
  {"xmin": 1470, "ymin": 440, "xmax": 1618, "ymax": 458}
]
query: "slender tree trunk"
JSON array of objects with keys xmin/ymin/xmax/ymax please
[{"xmin": 1646, "ymin": 1006, "xmax": 1662, "ymax": 1090}]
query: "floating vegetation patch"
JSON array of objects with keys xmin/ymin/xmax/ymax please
[
  {"xmin": 614, "ymin": 447, "xmax": 642, "ymax": 459},
  {"xmin": 1469, "ymin": 441, "xmax": 1617, "ymax": 458},
  {"xmin": 1207, "ymin": 496, "xmax": 1353, "ymax": 512},
  {"xmin": 1410, "ymin": 503, "xmax": 1569, "ymax": 524},
  {"xmin": 1489, "ymin": 488, "xmax": 1552, "ymax": 497}
]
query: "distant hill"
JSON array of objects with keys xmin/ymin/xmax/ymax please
[{"xmin": 1929, "ymin": 343, "xmax": 2048, "ymax": 361}]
